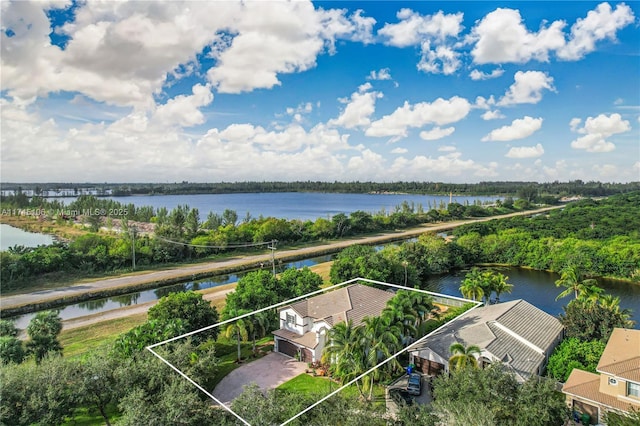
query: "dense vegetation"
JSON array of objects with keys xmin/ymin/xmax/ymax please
[
  {"xmin": 3, "ymin": 179, "xmax": 638, "ymax": 197},
  {"xmin": 546, "ymin": 267, "xmax": 634, "ymax": 384},
  {"xmin": 454, "ymin": 192, "xmax": 640, "ymax": 280}
]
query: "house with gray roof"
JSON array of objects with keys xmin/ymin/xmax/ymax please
[
  {"xmin": 273, "ymin": 283, "xmax": 395, "ymax": 362},
  {"xmin": 408, "ymin": 299, "xmax": 564, "ymax": 382}
]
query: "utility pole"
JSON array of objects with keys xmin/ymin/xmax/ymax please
[
  {"xmin": 130, "ymin": 225, "xmax": 137, "ymax": 270},
  {"xmin": 267, "ymin": 240, "xmax": 277, "ymax": 277}
]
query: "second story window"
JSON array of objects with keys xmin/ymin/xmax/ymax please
[
  {"xmin": 627, "ymin": 381, "xmax": 640, "ymax": 398},
  {"xmin": 286, "ymin": 313, "xmax": 296, "ymax": 326}
]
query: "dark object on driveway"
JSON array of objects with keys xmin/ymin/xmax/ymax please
[
  {"xmin": 390, "ymin": 388, "xmax": 414, "ymax": 406},
  {"xmin": 407, "ymin": 373, "xmax": 422, "ymax": 396}
]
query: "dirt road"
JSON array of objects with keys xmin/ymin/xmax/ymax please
[{"xmin": 1, "ymin": 205, "xmax": 564, "ymax": 313}]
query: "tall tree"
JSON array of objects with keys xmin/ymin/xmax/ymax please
[
  {"xmin": 223, "ymin": 310, "xmax": 251, "ymax": 362},
  {"xmin": 555, "ymin": 265, "xmax": 599, "ymax": 301},
  {"xmin": 459, "ymin": 268, "xmax": 485, "ymax": 302},
  {"xmin": 148, "ymin": 291, "xmax": 219, "ymax": 343},
  {"xmin": 26, "ymin": 310, "xmax": 63, "ymax": 363}
]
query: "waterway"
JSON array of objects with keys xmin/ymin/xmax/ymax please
[
  {"xmin": 10, "ymin": 263, "xmax": 640, "ymax": 330},
  {"xmin": 0, "ymin": 224, "xmax": 55, "ymax": 251}
]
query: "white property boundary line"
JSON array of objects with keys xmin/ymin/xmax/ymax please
[{"xmin": 147, "ymin": 277, "xmax": 482, "ymax": 426}]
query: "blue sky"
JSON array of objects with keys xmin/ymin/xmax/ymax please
[{"xmin": 1, "ymin": 1, "xmax": 638, "ymax": 183}]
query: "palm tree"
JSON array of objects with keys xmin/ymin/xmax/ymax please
[
  {"xmin": 361, "ymin": 315, "xmax": 401, "ymax": 400},
  {"xmin": 224, "ymin": 316, "xmax": 250, "ymax": 363},
  {"xmin": 448, "ymin": 343, "xmax": 481, "ymax": 371},
  {"xmin": 555, "ymin": 265, "xmax": 599, "ymax": 302},
  {"xmin": 249, "ymin": 312, "xmax": 270, "ymax": 354},
  {"xmin": 490, "ymin": 273, "xmax": 514, "ymax": 303},
  {"xmin": 599, "ymin": 294, "xmax": 621, "ymax": 311},
  {"xmin": 382, "ymin": 292, "xmax": 418, "ymax": 345},
  {"xmin": 460, "ymin": 269, "xmax": 485, "ymax": 302},
  {"xmin": 322, "ymin": 321, "xmax": 368, "ymax": 398}
]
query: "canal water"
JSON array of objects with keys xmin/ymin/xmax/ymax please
[
  {"xmin": 0, "ymin": 224, "xmax": 55, "ymax": 251},
  {"xmin": 10, "ymin": 262, "xmax": 640, "ymax": 330}
]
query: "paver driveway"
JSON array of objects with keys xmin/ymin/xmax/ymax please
[{"xmin": 212, "ymin": 352, "xmax": 307, "ymax": 404}]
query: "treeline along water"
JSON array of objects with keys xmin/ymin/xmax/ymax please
[{"xmin": 11, "ymin": 264, "xmax": 640, "ymax": 329}]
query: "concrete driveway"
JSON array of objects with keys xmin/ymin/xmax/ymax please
[{"xmin": 212, "ymin": 352, "xmax": 307, "ymax": 404}]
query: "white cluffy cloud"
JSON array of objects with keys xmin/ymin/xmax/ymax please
[
  {"xmin": 379, "ymin": 9, "xmax": 464, "ymax": 46},
  {"xmin": 379, "ymin": 9, "xmax": 464, "ymax": 75},
  {"xmin": 498, "ymin": 71, "xmax": 555, "ymax": 106},
  {"xmin": 0, "ymin": 1, "xmax": 376, "ymax": 106},
  {"xmin": 469, "ymin": 68, "xmax": 504, "ymax": 80},
  {"xmin": 570, "ymin": 113, "xmax": 631, "ymax": 152},
  {"xmin": 419, "ymin": 126, "xmax": 455, "ymax": 141},
  {"xmin": 506, "ymin": 143, "xmax": 545, "ymax": 158},
  {"xmin": 469, "ymin": 3, "xmax": 634, "ymax": 64},
  {"xmin": 482, "ymin": 116, "xmax": 543, "ymax": 141},
  {"xmin": 329, "ymin": 83, "xmax": 383, "ymax": 129},
  {"xmin": 366, "ymin": 96, "xmax": 471, "ymax": 140},
  {"xmin": 482, "ymin": 110, "xmax": 505, "ymax": 120},
  {"xmin": 470, "ymin": 8, "xmax": 566, "ymax": 64},
  {"xmin": 367, "ymin": 68, "xmax": 392, "ymax": 80},
  {"xmin": 558, "ymin": 2, "xmax": 635, "ymax": 60}
]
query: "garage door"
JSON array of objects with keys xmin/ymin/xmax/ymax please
[
  {"xmin": 573, "ymin": 400, "xmax": 598, "ymax": 425},
  {"xmin": 277, "ymin": 339, "xmax": 298, "ymax": 358},
  {"xmin": 415, "ymin": 357, "xmax": 445, "ymax": 375},
  {"xmin": 301, "ymin": 347, "xmax": 313, "ymax": 363}
]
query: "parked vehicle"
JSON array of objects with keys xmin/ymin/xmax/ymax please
[{"xmin": 407, "ymin": 373, "xmax": 422, "ymax": 396}]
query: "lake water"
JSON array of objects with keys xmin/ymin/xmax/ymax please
[
  {"xmin": 0, "ymin": 224, "xmax": 55, "ymax": 251},
  {"xmin": 51, "ymin": 192, "xmax": 502, "ymax": 221},
  {"xmin": 10, "ymin": 264, "xmax": 640, "ymax": 330}
]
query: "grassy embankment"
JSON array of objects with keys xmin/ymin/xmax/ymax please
[{"xmin": 58, "ymin": 262, "xmax": 333, "ymax": 358}]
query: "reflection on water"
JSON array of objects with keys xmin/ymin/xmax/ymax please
[
  {"xmin": 0, "ymin": 224, "xmax": 55, "ymax": 251},
  {"xmin": 10, "ymin": 254, "xmax": 333, "ymax": 329},
  {"xmin": 9, "ymin": 255, "xmax": 639, "ymax": 330},
  {"xmin": 422, "ymin": 267, "xmax": 640, "ymax": 324}
]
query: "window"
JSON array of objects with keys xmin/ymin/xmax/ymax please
[
  {"xmin": 286, "ymin": 313, "xmax": 295, "ymax": 326},
  {"xmin": 627, "ymin": 381, "xmax": 640, "ymax": 398},
  {"xmin": 608, "ymin": 377, "xmax": 618, "ymax": 386}
]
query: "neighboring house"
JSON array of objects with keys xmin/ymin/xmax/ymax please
[
  {"xmin": 273, "ymin": 284, "xmax": 395, "ymax": 362},
  {"xmin": 408, "ymin": 299, "xmax": 564, "ymax": 382},
  {"xmin": 562, "ymin": 328, "xmax": 640, "ymax": 425}
]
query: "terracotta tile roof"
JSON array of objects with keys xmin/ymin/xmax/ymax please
[
  {"xmin": 273, "ymin": 329, "xmax": 319, "ymax": 349},
  {"xmin": 598, "ymin": 356, "xmax": 640, "ymax": 383},
  {"xmin": 563, "ymin": 369, "xmax": 638, "ymax": 412},
  {"xmin": 280, "ymin": 284, "xmax": 394, "ymax": 327},
  {"xmin": 597, "ymin": 328, "xmax": 640, "ymax": 381},
  {"xmin": 345, "ymin": 284, "xmax": 395, "ymax": 325}
]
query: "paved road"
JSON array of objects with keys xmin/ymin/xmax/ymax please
[
  {"xmin": 212, "ymin": 352, "xmax": 307, "ymax": 404},
  {"xmin": 0, "ymin": 205, "xmax": 564, "ymax": 311}
]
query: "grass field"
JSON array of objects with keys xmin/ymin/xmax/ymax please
[
  {"xmin": 277, "ymin": 372, "xmax": 387, "ymax": 403},
  {"xmin": 59, "ymin": 313, "xmax": 147, "ymax": 357}
]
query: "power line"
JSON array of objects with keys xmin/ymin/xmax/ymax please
[{"xmin": 153, "ymin": 235, "xmax": 273, "ymax": 250}]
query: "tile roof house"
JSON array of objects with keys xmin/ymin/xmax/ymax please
[
  {"xmin": 273, "ymin": 284, "xmax": 395, "ymax": 363},
  {"xmin": 408, "ymin": 299, "xmax": 564, "ymax": 381},
  {"xmin": 562, "ymin": 328, "xmax": 640, "ymax": 424}
]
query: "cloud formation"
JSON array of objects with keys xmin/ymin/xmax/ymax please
[
  {"xmin": 570, "ymin": 113, "xmax": 631, "ymax": 152},
  {"xmin": 505, "ymin": 143, "xmax": 545, "ymax": 158},
  {"xmin": 482, "ymin": 116, "xmax": 543, "ymax": 141},
  {"xmin": 498, "ymin": 71, "xmax": 555, "ymax": 106}
]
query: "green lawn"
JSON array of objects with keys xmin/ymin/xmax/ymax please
[{"xmin": 277, "ymin": 372, "xmax": 386, "ymax": 405}]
